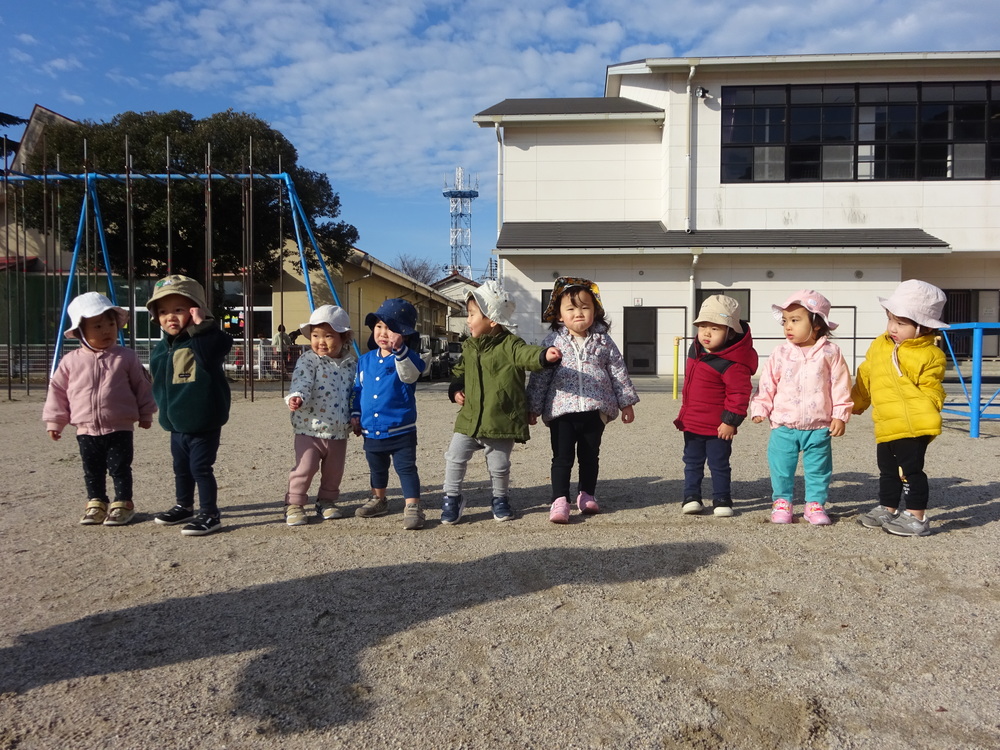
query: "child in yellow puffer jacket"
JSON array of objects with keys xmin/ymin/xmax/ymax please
[{"xmin": 851, "ymin": 280, "xmax": 948, "ymax": 537}]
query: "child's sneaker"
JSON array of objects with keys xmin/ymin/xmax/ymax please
[
  {"xmin": 770, "ymin": 499, "xmax": 793, "ymax": 524},
  {"xmin": 103, "ymin": 501, "xmax": 135, "ymax": 526},
  {"xmin": 858, "ymin": 505, "xmax": 897, "ymax": 529},
  {"xmin": 549, "ymin": 497, "xmax": 570, "ymax": 524},
  {"xmin": 317, "ymin": 501, "xmax": 346, "ymax": 520},
  {"xmin": 491, "ymin": 497, "xmax": 514, "ymax": 522},
  {"xmin": 285, "ymin": 504, "xmax": 308, "ymax": 526},
  {"xmin": 883, "ymin": 511, "xmax": 931, "ymax": 537},
  {"xmin": 154, "ymin": 504, "xmax": 196, "ymax": 526},
  {"xmin": 712, "ymin": 501, "xmax": 734, "ymax": 518},
  {"xmin": 681, "ymin": 497, "xmax": 704, "ymax": 515},
  {"xmin": 402, "ymin": 502, "xmax": 425, "ymax": 530},
  {"xmin": 440, "ymin": 494, "xmax": 465, "ymax": 525},
  {"xmin": 803, "ymin": 501, "xmax": 831, "ymax": 526},
  {"xmin": 576, "ymin": 491, "xmax": 600, "ymax": 515},
  {"xmin": 356, "ymin": 495, "xmax": 388, "ymax": 518},
  {"xmin": 80, "ymin": 499, "xmax": 108, "ymax": 525},
  {"xmin": 180, "ymin": 513, "xmax": 221, "ymax": 536}
]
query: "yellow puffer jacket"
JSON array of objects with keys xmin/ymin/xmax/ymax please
[{"xmin": 851, "ymin": 333, "xmax": 946, "ymax": 443}]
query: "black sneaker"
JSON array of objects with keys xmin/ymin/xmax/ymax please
[
  {"xmin": 491, "ymin": 497, "xmax": 514, "ymax": 522},
  {"xmin": 440, "ymin": 494, "xmax": 465, "ymax": 525},
  {"xmin": 681, "ymin": 497, "xmax": 704, "ymax": 515},
  {"xmin": 154, "ymin": 505, "xmax": 196, "ymax": 526},
  {"xmin": 180, "ymin": 513, "xmax": 222, "ymax": 536}
]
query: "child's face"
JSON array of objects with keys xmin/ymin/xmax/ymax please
[
  {"xmin": 780, "ymin": 304, "xmax": 819, "ymax": 347},
  {"xmin": 310, "ymin": 323, "xmax": 343, "ymax": 357},
  {"xmin": 696, "ymin": 322, "xmax": 731, "ymax": 352},
  {"xmin": 372, "ymin": 320, "xmax": 402, "ymax": 353},
  {"xmin": 156, "ymin": 294, "xmax": 195, "ymax": 336},
  {"xmin": 886, "ymin": 310, "xmax": 921, "ymax": 343},
  {"xmin": 79, "ymin": 312, "xmax": 119, "ymax": 350},
  {"xmin": 558, "ymin": 289, "xmax": 596, "ymax": 337},
  {"xmin": 466, "ymin": 299, "xmax": 496, "ymax": 338}
]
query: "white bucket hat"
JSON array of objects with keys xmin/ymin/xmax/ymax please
[
  {"xmin": 694, "ymin": 294, "xmax": 743, "ymax": 334},
  {"xmin": 879, "ymin": 280, "xmax": 949, "ymax": 329},
  {"xmin": 65, "ymin": 292, "xmax": 129, "ymax": 340},
  {"xmin": 299, "ymin": 305, "xmax": 351, "ymax": 337},
  {"xmin": 467, "ymin": 280, "xmax": 518, "ymax": 333}
]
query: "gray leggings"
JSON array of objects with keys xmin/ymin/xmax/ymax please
[{"xmin": 443, "ymin": 432, "xmax": 515, "ymax": 498}]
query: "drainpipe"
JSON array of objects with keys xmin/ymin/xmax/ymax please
[
  {"xmin": 495, "ymin": 123, "xmax": 504, "ymax": 244},
  {"xmin": 684, "ymin": 64, "xmax": 697, "ymax": 234},
  {"xmin": 689, "ymin": 248, "xmax": 703, "ymax": 331}
]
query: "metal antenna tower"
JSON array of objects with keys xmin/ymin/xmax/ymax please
[{"xmin": 442, "ymin": 167, "xmax": 478, "ymax": 278}]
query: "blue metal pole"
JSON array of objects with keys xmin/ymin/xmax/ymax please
[
  {"xmin": 970, "ymin": 327, "xmax": 983, "ymax": 438},
  {"xmin": 52, "ymin": 190, "xmax": 89, "ymax": 376},
  {"xmin": 88, "ymin": 177, "xmax": 126, "ymax": 348}
]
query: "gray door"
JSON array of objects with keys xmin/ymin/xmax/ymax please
[{"xmin": 624, "ymin": 307, "xmax": 656, "ymax": 374}]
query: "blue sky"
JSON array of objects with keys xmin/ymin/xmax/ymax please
[{"xmin": 4, "ymin": 0, "xmax": 998, "ymax": 278}]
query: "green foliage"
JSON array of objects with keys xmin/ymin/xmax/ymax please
[{"xmin": 19, "ymin": 109, "xmax": 358, "ymax": 284}]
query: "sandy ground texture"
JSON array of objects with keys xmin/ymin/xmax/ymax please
[{"xmin": 1, "ymin": 380, "xmax": 999, "ymax": 750}]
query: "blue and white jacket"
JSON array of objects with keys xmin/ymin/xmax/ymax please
[{"xmin": 350, "ymin": 344, "xmax": 424, "ymax": 440}]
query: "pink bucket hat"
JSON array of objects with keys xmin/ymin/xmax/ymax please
[
  {"xmin": 772, "ymin": 289, "xmax": 839, "ymax": 331},
  {"xmin": 879, "ymin": 279, "xmax": 949, "ymax": 329}
]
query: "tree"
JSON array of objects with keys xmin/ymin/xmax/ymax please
[
  {"xmin": 395, "ymin": 253, "xmax": 442, "ymax": 285},
  {"xmin": 19, "ymin": 109, "xmax": 358, "ymax": 287},
  {"xmin": 1, "ymin": 112, "xmax": 27, "ymax": 156}
]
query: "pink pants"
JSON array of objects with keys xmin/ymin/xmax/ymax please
[{"xmin": 285, "ymin": 434, "xmax": 347, "ymax": 506}]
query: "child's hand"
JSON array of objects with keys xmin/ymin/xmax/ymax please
[
  {"xmin": 545, "ymin": 347, "xmax": 561, "ymax": 364},
  {"xmin": 829, "ymin": 418, "xmax": 846, "ymax": 437},
  {"xmin": 350, "ymin": 416, "xmax": 362, "ymax": 436},
  {"xmin": 48, "ymin": 429, "xmax": 61, "ymax": 441},
  {"xmin": 454, "ymin": 391, "xmax": 466, "ymax": 406},
  {"xmin": 288, "ymin": 396, "xmax": 303, "ymax": 411},
  {"xmin": 387, "ymin": 331, "xmax": 404, "ymax": 352},
  {"xmin": 139, "ymin": 420, "xmax": 152, "ymax": 430},
  {"xmin": 752, "ymin": 416, "xmax": 765, "ymax": 424},
  {"xmin": 528, "ymin": 412, "xmax": 538, "ymax": 425},
  {"xmin": 621, "ymin": 405, "xmax": 635, "ymax": 424},
  {"xmin": 717, "ymin": 423, "xmax": 736, "ymax": 441},
  {"xmin": 190, "ymin": 306, "xmax": 205, "ymax": 325},
  {"xmin": 851, "ymin": 407, "xmax": 865, "ymax": 415}
]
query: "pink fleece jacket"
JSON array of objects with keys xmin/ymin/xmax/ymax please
[
  {"xmin": 750, "ymin": 338, "xmax": 853, "ymax": 430},
  {"xmin": 43, "ymin": 345, "xmax": 157, "ymax": 436}
]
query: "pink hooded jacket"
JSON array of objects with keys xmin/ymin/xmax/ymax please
[
  {"xmin": 750, "ymin": 338, "xmax": 852, "ymax": 430},
  {"xmin": 43, "ymin": 345, "xmax": 157, "ymax": 436}
]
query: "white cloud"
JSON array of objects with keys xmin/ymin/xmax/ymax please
[
  {"xmin": 42, "ymin": 56, "xmax": 84, "ymax": 76},
  {"xmin": 59, "ymin": 90, "xmax": 85, "ymax": 106},
  {"xmin": 16, "ymin": 33, "xmax": 38, "ymax": 45}
]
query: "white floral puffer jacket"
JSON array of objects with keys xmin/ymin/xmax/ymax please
[{"xmin": 527, "ymin": 322, "xmax": 639, "ymax": 423}]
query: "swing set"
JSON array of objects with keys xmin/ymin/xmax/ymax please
[{"xmin": 2, "ymin": 138, "xmax": 354, "ymax": 400}]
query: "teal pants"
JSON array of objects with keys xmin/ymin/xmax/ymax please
[{"xmin": 767, "ymin": 425, "xmax": 832, "ymax": 505}]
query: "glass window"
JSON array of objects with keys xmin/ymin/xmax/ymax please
[
  {"xmin": 755, "ymin": 87, "xmax": 785, "ymax": 105},
  {"xmin": 721, "ymin": 148, "xmax": 753, "ymax": 181},
  {"xmin": 754, "ymin": 146, "xmax": 785, "ymax": 181},
  {"xmin": 823, "ymin": 145, "xmax": 854, "ymax": 179},
  {"xmin": 954, "ymin": 143, "xmax": 986, "ymax": 178}
]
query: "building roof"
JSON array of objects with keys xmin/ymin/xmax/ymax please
[
  {"xmin": 495, "ymin": 222, "xmax": 950, "ymax": 255},
  {"xmin": 474, "ymin": 97, "xmax": 664, "ymax": 126}
]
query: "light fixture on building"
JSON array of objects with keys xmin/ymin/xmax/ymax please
[
  {"xmin": 695, "ymin": 87, "xmax": 708, "ymax": 99},
  {"xmin": 766, "ymin": 270, "xmax": 775, "ymax": 279},
  {"xmin": 855, "ymin": 270, "xmax": 864, "ymax": 279}
]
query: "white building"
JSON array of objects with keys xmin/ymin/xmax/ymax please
[{"xmin": 474, "ymin": 51, "xmax": 1000, "ymax": 374}]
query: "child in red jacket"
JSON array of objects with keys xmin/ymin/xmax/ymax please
[{"xmin": 674, "ymin": 295, "xmax": 758, "ymax": 516}]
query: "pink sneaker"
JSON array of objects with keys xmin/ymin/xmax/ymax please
[
  {"xmin": 770, "ymin": 499, "xmax": 793, "ymax": 524},
  {"xmin": 549, "ymin": 497, "xmax": 570, "ymax": 524},
  {"xmin": 804, "ymin": 502, "xmax": 831, "ymax": 526},
  {"xmin": 577, "ymin": 491, "xmax": 599, "ymax": 514}
]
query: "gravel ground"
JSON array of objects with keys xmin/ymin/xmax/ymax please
[{"xmin": 1, "ymin": 380, "xmax": 999, "ymax": 749}]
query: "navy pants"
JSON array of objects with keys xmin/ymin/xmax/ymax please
[
  {"xmin": 77, "ymin": 431, "xmax": 134, "ymax": 502},
  {"xmin": 171, "ymin": 429, "xmax": 222, "ymax": 515},
  {"xmin": 682, "ymin": 430, "xmax": 733, "ymax": 506},
  {"xmin": 364, "ymin": 432, "xmax": 421, "ymax": 499}
]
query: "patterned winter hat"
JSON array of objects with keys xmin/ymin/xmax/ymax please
[{"xmin": 541, "ymin": 277, "xmax": 605, "ymax": 323}]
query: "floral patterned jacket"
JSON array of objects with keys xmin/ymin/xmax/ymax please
[
  {"xmin": 527, "ymin": 322, "xmax": 639, "ymax": 423},
  {"xmin": 285, "ymin": 350, "xmax": 357, "ymax": 439}
]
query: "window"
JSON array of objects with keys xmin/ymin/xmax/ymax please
[{"xmin": 721, "ymin": 81, "xmax": 999, "ymax": 182}]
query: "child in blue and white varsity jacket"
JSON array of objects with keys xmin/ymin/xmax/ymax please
[{"xmin": 350, "ymin": 299, "xmax": 426, "ymax": 530}]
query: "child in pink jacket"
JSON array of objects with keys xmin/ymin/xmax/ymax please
[
  {"xmin": 751, "ymin": 290, "xmax": 852, "ymax": 525},
  {"xmin": 43, "ymin": 292, "xmax": 157, "ymax": 526}
]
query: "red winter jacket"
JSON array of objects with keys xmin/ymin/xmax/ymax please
[{"xmin": 674, "ymin": 323, "xmax": 758, "ymax": 437}]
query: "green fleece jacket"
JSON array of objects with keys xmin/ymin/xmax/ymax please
[
  {"xmin": 448, "ymin": 330, "xmax": 553, "ymax": 442},
  {"xmin": 150, "ymin": 320, "xmax": 232, "ymax": 434}
]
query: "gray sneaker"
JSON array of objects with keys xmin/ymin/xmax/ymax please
[
  {"xmin": 883, "ymin": 511, "xmax": 930, "ymax": 537},
  {"xmin": 402, "ymin": 502, "xmax": 425, "ymax": 530},
  {"xmin": 858, "ymin": 505, "xmax": 898, "ymax": 529},
  {"xmin": 317, "ymin": 501, "xmax": 346, "ymax": 520},
  {"xmin": 356, "ymin": 495, "xmax": 388, "ymax": 518}
]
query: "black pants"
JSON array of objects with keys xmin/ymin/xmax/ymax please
[
  {"xmin": 171, "ymin": 429, "xmax": 222, "ymax": 515},
  {"xmin": 877, "ymin": 436, "xmax": 931, "ymax": 511},
  {"xmin": 549, "ymin": 410, "xmax": 606, "ymax": 501},
  {"xmin": 76, "ymin": 431, "xmax": 134, "ymax": 502}
]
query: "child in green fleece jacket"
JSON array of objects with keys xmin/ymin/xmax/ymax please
[{"xmin": 145, "ymin": 275, "xmax": 232, "ymax": 537}]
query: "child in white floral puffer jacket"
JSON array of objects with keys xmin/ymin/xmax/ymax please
[{"xmin": 527, "ymin": 277, "xmax": 639, "ymax": 523}]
